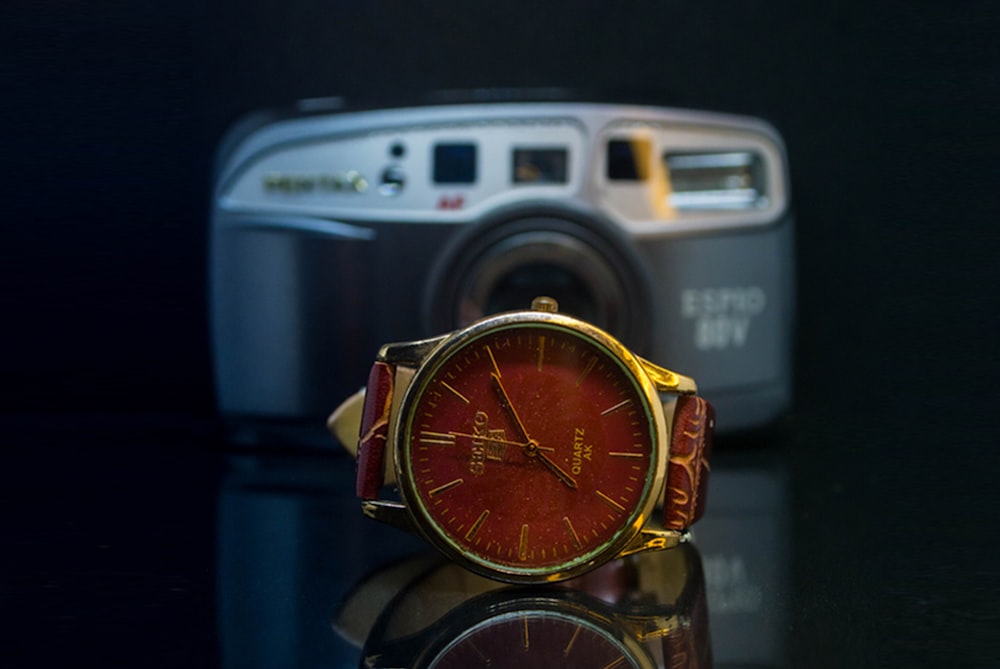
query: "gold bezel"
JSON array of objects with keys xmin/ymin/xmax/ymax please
[{"xmin": 392, "ymin": 308, "xmax": 669, "ymax": 584}]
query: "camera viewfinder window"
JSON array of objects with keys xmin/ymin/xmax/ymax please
[
  {"xmin": 512, "ymin": 148, "xmax": 569, "ymax": 184},
  {"xmin": 664, "ymin": 151, "xmax": 765, "ymax": 209},
  {"xmin": 433, "ymin": 143, "xmax": 477, "ymax": 184},
  {"xmin": 606, "ymin": 139, "xmax": 652, "ymax": 181}
]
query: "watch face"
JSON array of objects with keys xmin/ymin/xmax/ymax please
[
  {"xmin": 398, "ymin": 313, "xmax": 664, "ymax": 581},
  {"xmin": 427, "ymin": 610, "xmax": 643, "ymax": 669}
]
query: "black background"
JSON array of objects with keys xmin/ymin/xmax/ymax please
[{"xmin": 5, "ymin": 1, "xmax": 998, "ymax": 666}]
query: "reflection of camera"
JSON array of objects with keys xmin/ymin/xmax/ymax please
[{"xmin": 210, "ymin": 99, "xmax": 793, "ymax": 440}]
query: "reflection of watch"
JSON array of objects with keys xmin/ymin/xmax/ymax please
[
  {"xmin": 335, "ymin": 544, "xmax": 711, "ymax": 669},
  {"xmin": 387, "ymin": 590, "xmax": 677, "ymax": 669},
  {"xmin": 329, "ymin": 297, "xmax": 714, "ymax": 583}
]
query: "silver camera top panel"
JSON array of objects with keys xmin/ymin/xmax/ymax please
[{"xmin": 215, "ymin": 102, "xmax": 789, "ymax": 238}]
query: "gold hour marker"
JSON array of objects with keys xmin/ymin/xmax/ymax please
[
  {"xmin": 601, "ymin": 658, "xmax": 628, "ymax": 669},
  {"xmin": 537, "ymin": 335, "xmax": 546, "ymax": 371},
  {"xmin": 522, "ymin": 616, "xmax": 530, "ymax": 650},
  {"xmin": 600, "ymin": 398, "xmax": 632, "ymax": 415},
  {"xmin": 440, "ymin": 381, "xmax": 470, "ymax": 404},
  {"xmin": 464, "ymin": 509, "xmax": 490, "ymax": 541},
  {"xmin": 419, "ymin": 431, "xmax": 456, "ymax": 446},
  {"xmin": 563, "ymin": 516, "xmax": 582, "ymax": 549},
  {"xmin": 595, "ymin": 490, "xmax": 626, "ymax": 513},
  {"xmin": 564, "ymin": 625, "xmax": 582, "ymax": 656},
  {"xmin": 485, "ymin": 345, "xmax": 501, "ymax": 378},
  {"xmin": 575, "ymin": 356, "xmax": 597, "ymax": 386},
  {"xmin": 519, "ymin": 523, "xmax": 529, "ymax": 560},
  {"xmin": 428, "ymin": 478, "xmax": 464, "ymax": 497},
  {"xmin": 608, "ymin": 451, "xmax": 644, "ymax": 459}
]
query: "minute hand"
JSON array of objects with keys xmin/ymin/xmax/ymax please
[
  {"xmin": 446, "ymin": 432, "xmax": 553, "ymax": 451},
  {"xmin": 535, "ymin": 451, "xmax": 578, "ymax": 489}
]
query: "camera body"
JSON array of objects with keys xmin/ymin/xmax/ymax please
[{"xmin": 210, "ymin": 99, "xmax": 794, "ymax": 441}]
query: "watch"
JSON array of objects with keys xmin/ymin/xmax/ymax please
[{"xmin": 329, "ymin": 296, "xmax": 713, "ymax": 584}]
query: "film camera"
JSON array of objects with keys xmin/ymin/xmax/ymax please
[{"xmin": 210, "ymin": 98, "xmax": 794, "ymax": 442}]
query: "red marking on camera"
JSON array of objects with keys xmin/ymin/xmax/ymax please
[{"xmin": 436, "ymin": 194, "xmax": 465, "ymax": 210}]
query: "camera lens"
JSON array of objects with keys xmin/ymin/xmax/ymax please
[
  {"xmin": 425, "ymin": 207, "xmax": 653, "ymax": 352},
  {"xmin": 452, "ymin": 230, "xmax": 625, "ymax": 330},
  {"xmin": 484, "ymin": 263, "xmax": 597, "ymax": 323}
]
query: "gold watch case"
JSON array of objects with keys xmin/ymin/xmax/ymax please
[{"xmin": 353, "ymin": 304, "xmax": 697, "ymax": 583}]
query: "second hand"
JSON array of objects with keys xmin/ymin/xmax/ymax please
[{"xmin": 443, "ymin": 432, "xmax": 555, "ymax": 452}]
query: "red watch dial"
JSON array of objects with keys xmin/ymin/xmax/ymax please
[{"xmin": 401, "ymin": 321, "xmax": 660, "ymax": 579}]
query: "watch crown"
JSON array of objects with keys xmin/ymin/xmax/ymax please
[{"xmin": 530, "ymin": 296, "xmax": 559, "ymax": 313}]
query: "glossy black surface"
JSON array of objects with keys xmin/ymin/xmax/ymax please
[{"xmin": 7, "ymin": 411, "xmax": 994, "ymax": 667}]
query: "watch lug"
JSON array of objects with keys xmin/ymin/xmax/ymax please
[
  {"xmin": 361, "ymin": 650, "xmax": 413, "ymax": 669},
  {"xmin": 620, "ymin": 527, "xmax": 688, "ymax": 557},
  {"xmin": 360, "ymin": 620, "xmax": 438, "ymax": 668},
  {"xmin": 361, "ymin": 500, "xmax": 419, "ymax": 536},
  {"xmin": 616, "ymin": 612, "xmax": 681, "ymax": 642},
  {"xmin": 637, "ymin": 356, "xmax": 698, "ymax": 395},
  {"xmin": 377, "ymin": 334, "xmax": 448, "ymax": 367}
]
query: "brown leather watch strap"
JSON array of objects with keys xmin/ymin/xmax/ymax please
[
  {"xmin": 356, "ymin": 361, "xmax": 395, "ymax": 499},
  {"xmin": 660, "ymin": 543, "xmax": 713, "ymax": 668},
  {"xmin": 663, "ymin": 396, "xmax": 714, "ymax": 531}
]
